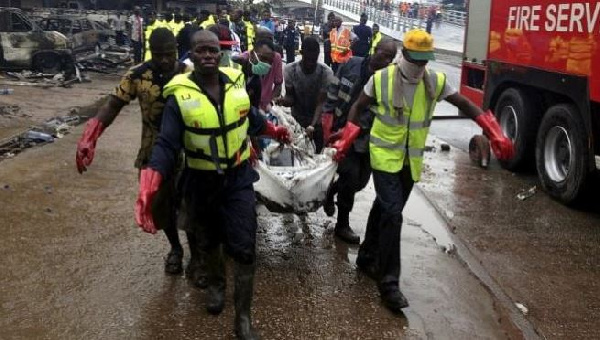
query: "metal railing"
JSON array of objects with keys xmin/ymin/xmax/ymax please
[
  {"xmin": 442, "ymin": 10, "xmax": 467, "ymax": 27},
  {"xmin": 323, "ymin": 0, "xmax": 426, "ymax": 32}
]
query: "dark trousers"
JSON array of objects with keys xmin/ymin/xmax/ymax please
[
  {"xmin": 285, "ymin": 45, "xmax": 295, "ymax": 64},
  {"xmin": 132, "ymin": 40, "xmax": 143, "ymax": 64},
  {"xmin": 331, "ymin": 62, "xmax": 339, "ymax": 74},
  {"xmin": 330, "ymin": 149, "xmax": 371, "ymax": 225},
  {"xmin": 324, "ymin": 47, "xmax": 332, "ymax": 66},
  {"xmin": 184, "ymin": 163, "xmax": 259, "ymax": 264},
  {"xmin": 358, "ymin": 167, "xmax": 415, "ymax": 293}
]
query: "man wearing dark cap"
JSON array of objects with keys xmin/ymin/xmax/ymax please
[
  {"xmin": 333, "ymin": 29, "xmax": 514, "ymax": 313},
  {"xmin": 75, "ymin": 28, "xmax": 200, "ymax": 282}
]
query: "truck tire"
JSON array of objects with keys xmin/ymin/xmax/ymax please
[
  {"xmin": 535, "ymin": 104, "xmax": 589, "ymax": 204},
  {"xmin": 494, "ymin": 87, "xmax": 539, "ymax": 170}
]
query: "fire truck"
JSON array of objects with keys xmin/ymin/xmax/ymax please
[{"xmin": 461, "ymin": 0, "xmax": 600, "ymax": 204}]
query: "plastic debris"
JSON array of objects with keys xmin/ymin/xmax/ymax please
[
  {"xmin": 440, "ymin": 143, "xmax": 451, "ymax": 151},
  {"xmin": 0, "ymin": 88, "xmax": 14, "ymax": 95},
  {"xmin": 515, "ymin": 302, "xmax": 529, "ymax": 315},
  {"xmin": 516, "ymin": 186, "xmax": 537, "ymax": 201}
]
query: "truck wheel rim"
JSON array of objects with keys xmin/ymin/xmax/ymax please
[
  {"xmin": 544, "ymin": 126, "xmax": 572, "ymax": 182},
  {"xmin": 500, "ymin": 105, "xmax": 518, "ymax": 142}
]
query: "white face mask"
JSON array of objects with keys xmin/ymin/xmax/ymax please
[{"xmin": 399, "ymin": 57, "xmax": 425, "ymax": 84}]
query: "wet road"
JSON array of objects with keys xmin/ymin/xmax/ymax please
[{"xmin": 0, "ymin": 99, "xmax": 513, "ymax": 338}]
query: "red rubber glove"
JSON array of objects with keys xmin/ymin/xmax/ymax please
[
  {"xmin": 321, "ymin": 112, "xmax": 334, "ymax": 142},
  {"xmin": 475, "ymin": 110, "xmax": 515, "ymax": 161},
  {"xmin": 263, "ymin": 121, "xmax": 292, "ymax": 144},
  {"xmin": 135, "ymin": 168, "xmax": 163, "ymax": 234},
  {"xmin": 76, "ymin": 118, "xmax": 106, "ymax": 173},
  {"xmin": 331, "ymin": 122, "xmax": 361, "ymax": 162}
]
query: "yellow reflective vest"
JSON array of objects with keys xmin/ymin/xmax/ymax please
[
  {"xmin": 370, "ymin": 32, "xmax": 382, "ymax": 55},
  {"xmin": 163, "ymin": 68, "xmax": 251, "ymax": 171},
  {"xmin": 369, "ymin": 64, "xmax": 446, "ymax": 180},
  {"xmin": 243, "ymin": 19, "xmax": 255, "ymax": 50}
]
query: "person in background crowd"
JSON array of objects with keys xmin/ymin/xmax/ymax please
[
  {"xmin": 76, "ymin": 28, "xmax": 196, "ymax": 281},
  {"xmin": 197, "ymin": 9, "xmax": 215, "ymax": 29},
  {"xmin": 322, "ymin": 12, "xmax": 335, "ymax": 67},
  {"xmin": 144, "ymin": 11, "xmax": 167, "ymax": 61},
  {"xmin": 352, "ymin": 13, "xmax": 372, "ymax": 57},
  {"xmin": 276, "ymin": 37, "xmax": 335, "ymax": 153},
  {"xmin": 230, "ymin": 9, "xmax": 249, "ymax": 52},
  {"xmin": 332, "ymin": 29, "xmax": 514, "ymax": 313},
  {"xmin": 177, "ymin": 14, "xmax": 197, "ymax": 60},
  {"xmin": 329, "ymin": 16, "xmax": 357, "ymax": 73},
  {"xmin": 129, "ymin": 6, "xmax": 144, "ymax": 63},
  {"xmin": 282, "ymin": 19, "xmax": 300, "ymax": 64},
  {"xmin": 369, "ymin": 24, "xmax": 381, "ymax": 55},
  {"xmin": 243, "ymin": 11, "xmax": 256, "ymax": 50},
  {"xmin": 114, "ymin": 13, "xmax": 126, "ymax": 46},
  {"xmin": 258, "ymin": 10, "xmax": 274, "ymax": 33}
]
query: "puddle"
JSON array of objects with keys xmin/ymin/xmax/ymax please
[{"xmin": 405, "ymin": 189, "xmax": 456, "ymax": 254}]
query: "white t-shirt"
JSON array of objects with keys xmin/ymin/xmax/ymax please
[{"xmin": 363, "ymin": 70, "xmax": 456, "ymax": 107}]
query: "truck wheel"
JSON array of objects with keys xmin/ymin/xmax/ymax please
[
  {"xmin": 494, "ymin": 87, "xmax": 539, "ymax": 170},
  {"xmin": 535, "ymin": 104, "xmax": 589, "ymax": 204}
]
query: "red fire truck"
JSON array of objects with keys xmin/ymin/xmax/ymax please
[{"xmin": 460, "ymin": 0, "xmax": 600, "ymax": 204}]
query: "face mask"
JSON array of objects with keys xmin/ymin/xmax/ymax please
[
  {"xmin": 251, "ymin": 51, "xmax": 272, "ymax": 75},
  {"xmin": 399, "ymin": 57, "xmax": 425, "ymax": 84}
]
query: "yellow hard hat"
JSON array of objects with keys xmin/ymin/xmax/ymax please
[{"xmin": 403, "ymin": 29, "xmax": 435, "ymax": 61}]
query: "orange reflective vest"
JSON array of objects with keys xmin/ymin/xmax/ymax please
[{"xmin": 330, "ymin": 27, "xmax": 353, "ymax": 63}]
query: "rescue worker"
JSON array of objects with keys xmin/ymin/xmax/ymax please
[
  {"xmin": 332, "ymin": 29, "xmax": 515, "ymax": 312},
  {"xmin": 329, "ymin": 16, "xmax": 357, "ymax": 73},
  {"xmin": 351, "ymin": 13, "xmax": 372, "ymax": 58},
  {"xmin": 197, "ymin": 10, "xmax": 215, "ymax": 29},
  {"xmin": 135, "ymin": 30, "xmax": 292, "ymax": 340},
  {"xmin": 176, "ymin": 14, "xmax": 197, "ymax": 60},
  {"xmin": 230, "ymin": 9, "xmax": 249, "ymax": 52},
  {"xmin": 322, "ymin": 12, "xmax": 336, "ymax": 67},
  {"xmin": 318, "ymin": 38, "xmax": 398, "ymax": 244},
  {"xmin": 75, "ymin": 29, "xmax": 197, "ymax": 278},
  {"xmin": 369, "ymin": 24, "xmax": 381, "ymax": 55},
  {"xmin": 169, "ymin": 14, "xmax": 185, "ymax": 39},
  {"xmin": 144, "ymin": 12, "xmax": 167, "ymax": 62},
  {"xmin": 242, "ymin": 11, "xmax": 255, "ymax": 51}
]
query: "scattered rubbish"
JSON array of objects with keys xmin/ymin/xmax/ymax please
[
  {"xmin": 0, "ymin": 105, "xmax": 30, "ymax": 118},
  {"xmin": 45, "ymin": 207, "xmax": 53, "ymax": 213},
  {"xmin": 440, "ymin": 143, "xmax": 451, "ymax": 151},
  {"xmin": 469, "ymin": 134, "xmax": 490, "ymax": 169},
  {"xmin": 3, "ymin": 184, "xmax": 10, "ymax": 190},
  {"xmin": 23, "ymin": 130, "xmax": 54, "ymax": 143},
  {"xmin": 42, "ymin": 115, "xmax": 81, "ymax": 137},
  {"xmin": 424, "ymin": 145, "xmax": 436, "ymax": 152},
  {"xmin": 0, "ymin": 88, "xmax": 13, "ymax": 95},
  {"xmin": 515, "ymin": 302, "xmax": 529, "ymax": 315},
  {"xmin": 516, "ymin": 186, "xmax": 537, "ymax": 201}
]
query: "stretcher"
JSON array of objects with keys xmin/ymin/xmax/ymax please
[{"xmin": 254, "ymin": 106, "xmax": 338, "ymax": 213}]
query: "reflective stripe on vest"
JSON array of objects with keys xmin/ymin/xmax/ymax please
[
  {"xmin": 329, "ymin": 28, "xmax": 352, "ymax": 63},
  {"xmin": 163, "ymin": 67, "xmax": 251, "ymax": 172},
  {"xmin": 369, "ymin": 64, "xmax": 446, "ymax": 180}
]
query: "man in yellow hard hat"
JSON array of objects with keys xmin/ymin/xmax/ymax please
[{"xmin": 331, "ymin": 29, "xmax": 514, "ymax": 313}]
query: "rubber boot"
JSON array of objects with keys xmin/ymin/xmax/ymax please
[
  {"xmin": 323, "ymin": 183, "xmax": 336, "ymax": 217},
  {"xmin": 186, "ymin": 232, "xmax": 208, "ymax": 288},
  {"xmin": 234, "ymin": 262, "xmax": 260, "ymax": 340},
  {"xmin": 334, "ymin": 207, "xmax": 360, "ymax": 244},
  {"xmin": 206, "ymin": 246, "xmax": 226, "ymax": 315}
]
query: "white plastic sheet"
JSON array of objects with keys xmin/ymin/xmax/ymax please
[{"xmin": 254, "ymin": 106, "xmax": 338, "ymax": 213}]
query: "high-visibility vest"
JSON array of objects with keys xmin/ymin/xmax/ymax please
[
  {"xmin": 330, "ymin": 27, "xmax": 353, "ymax": 63},
  {"xmin": 163, "ymin": 68, "xmax": 251, "ymax": 171},
  {"xmin": 370, "ymin": 32, "xmax": 382, "ymax": 55},
  {"xmin": 369, "ymin": 64, "xmax": 446, "ymax": 180},
  {"xmin": 244, "ymin": 20, "xmax": 255, "ymax": 50},
  {"xmin": 144, "ymin": 20, "xmax": 168, "ymax": 61},
  {"xmin": 199, "ymin": 16, "xmax": 215, "ymax": 29}
]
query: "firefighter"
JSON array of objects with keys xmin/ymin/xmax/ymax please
[
  {"xmin": 332, "ymin": 29, "xmax": 514, "ymax": 313},
  {"xmin": 329, "ymin": 16, "xmax": 357, "ymax": 73},
  {"xmin": 197, "ymin": 9, "xmax": 215, "ymax": 29},
  {"xmin": 75, "ymin": 28, "xmax": 197, "ymax": 279},
  {"xmin": 317, "ymin": 38, "xmax": 398, "ymax": 244},
  {"xmin": 135, "ymin": 30, "xmax": 291, "ymax": 339}
]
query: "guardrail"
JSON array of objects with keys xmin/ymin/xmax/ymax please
[
  {"xmin": 442, "ymin": 10, "xmax": 466, "ymax": 27},
  {"xmin": 323, "ymin": 0, "xmax": 426, "ymax": 31}
]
